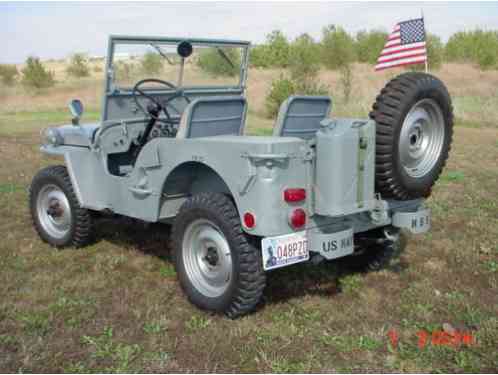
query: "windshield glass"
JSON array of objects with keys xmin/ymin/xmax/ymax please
[{"xmin": 111, "ymin": 40, "xmax": 246, "ymax": 90}]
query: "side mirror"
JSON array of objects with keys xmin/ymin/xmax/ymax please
[{"xmin": 69, "ymin": 99, "xmax": 84, "ymax": 125}]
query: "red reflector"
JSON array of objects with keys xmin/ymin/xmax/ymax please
[
  {"xmin": 289, "ymin": 208, "xmax": 306, "ymax": 228},
  {"xmin": 284, "ymin": 188, "xmax": 306, "ymax": 202},
  {"xmin": 243, "ymin": 212, "xmax": 256, "ymax": 229}
]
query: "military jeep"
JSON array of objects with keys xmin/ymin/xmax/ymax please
[{"xmin": 30, "ymin": 36, "xmax": 453, "ymax": 317}]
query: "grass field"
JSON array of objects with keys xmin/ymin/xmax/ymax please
[{"xmin": 0, "ymin": 62, "xmax": 497, "ymax": 373}]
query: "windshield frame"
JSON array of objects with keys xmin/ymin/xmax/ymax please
[{"xmin": 105, "ymin": 35, "xmax": 250, "ymax": 94}]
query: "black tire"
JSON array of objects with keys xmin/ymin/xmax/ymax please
[
  {"xmin": 370, "ymin": 72, "xmax": 454, "ymax": 199},
  {"xmin": 172, "ymin": 193, "xmax": 266, "ymax": 318},
  {"xmin": 29, "ymin": 165, "xmax": 94, "ymax": 247},
  {"xmin": 341, "ymin": 227, "xmax": 400, "ymax": 272}
]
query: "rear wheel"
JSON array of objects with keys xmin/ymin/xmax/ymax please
[
  {"xmin": 370, "ymin": 72, "xmax": 454, "ymax": 199},
  {"xmin": 172, "ymin": 193, "xmax": 266, "ymax": 318},
  {"xmin": 342, "ymin": 226, "xmax": 401, "ymax": 272}
]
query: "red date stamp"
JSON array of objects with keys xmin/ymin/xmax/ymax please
[{"xmin": 388, "ymin": 328, "xmax": 475, "ymax": 349}]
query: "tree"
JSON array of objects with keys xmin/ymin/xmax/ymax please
[
  {"xmin": 21, "ymin": 57, "xmax": 55, "ymax": 89},
  {"xmin": 66, "ymin": 53, "xmax": 90, "ymax": 78},
  {"xmin": 321, "ymin": 25, "xmax": 356, "ymax": 69},
  {"xmin": 289, "ymin": 33, "xmax": 320, "ymax": 80},
  {"xmin": 265, "ymin": 30, "xmax": 290, "ymax": 67},
  {"xmin": 445, "ymin": 29, "xmax": 498, "ymax": 69},
  {"xmin": 197, "ymin": 47, "xmax": 241, "ymax": 77},
  {"xmin": 355, "ymin": 30, "xmax": 388, "ymax": 64},
  {"xmin": 0, "ymin": 64, "xmax": 19, "ymax": 86},
  {"xmin": 249, "ymin": 44, "xmax": 271, "ymax": 68},
  {"xmin": 141, "ymin": 52, "xmax": 163, "ymax": 75}
]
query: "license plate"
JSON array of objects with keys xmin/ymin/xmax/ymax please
[
  {"xmin": 392, "ymin": 208, "xmax": 431, "ymax": 234},
  {"xmin": 309, "ymin": 227, "xmax": 354, "ymax": 260},
  {"xmin": 261, "ymin": 231, "xmax": 309, "ymax": 271}
]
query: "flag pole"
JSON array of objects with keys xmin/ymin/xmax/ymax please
[{"xmin": 422, "ymin": 9, "xmax": 428, "ymax": 73}]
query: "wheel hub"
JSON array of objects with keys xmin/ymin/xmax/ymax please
[{"xmin": 204, "ymin": 246, "xmax": 220, "ymax": 266}]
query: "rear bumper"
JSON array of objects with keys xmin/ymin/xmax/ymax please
[{"xmin": 307, "ymin": 200, "xmax": 430, "ymax": 260}]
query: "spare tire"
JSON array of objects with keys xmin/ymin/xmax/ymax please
[{"xmin": 369, "ymin": 72, "xmax": 453, "ymax": 200}]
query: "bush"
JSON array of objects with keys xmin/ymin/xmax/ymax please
[
  {"xmin": 264, "ymin": 74, "xmax": 329, "ymax": 119},
  {"xmin": 339, "ymin": 64, "xmax": 353, "ymax": 103},
  {"xmin": 321, "ymin": 25, "xmax": 356, "ymax": 69},
  {"xmin": 476, "ymin": 32, "xmax": 498, "ymax": 70},
  {"xmin": 265, "ymin": 30, "xmax": 290, "ymax": 68},
  {"xmin": 21, "ymin": 57, "xmax": 55, "ymax": 89},
  {"xmin": 197, "ymin": 47, "xmax": 240, "ymax": 77},
  {"xmin": 0, "ymin": 64, "xmax": 18, "ymax": 86},
  {"xmin": 289, "ymin": 33, "xmax": 321, "ymax": 80},
  {"xmin": 265, "ymin": 75, "xmax": 296, "ymax": 118},
  {"xmin": 114, "ymin": 61, "xmax": 135, "ymax": 82},
  {"xmin": 355, "ymin": 30, "xmax": 388, "ymax": 64},
  {"xmin": 141, "ymin": 52, "xmax": 163, "ymax": 75},
  {"xmin": 66, "ymin": 53, "xmax": 90, "ymax": 78},
  {"xmin": 445, "ymin": 30, "xmax": 498, "ymax": 70},
  {"xmin": 249, "ymin": 44, "xmax": 271, "ymax": 68}
]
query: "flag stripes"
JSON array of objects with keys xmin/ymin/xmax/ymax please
[{"xmin": 375, "ymin": 18, "xmax": 427, "ymax": 71}]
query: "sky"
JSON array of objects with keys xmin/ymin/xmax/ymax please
[{"xmin": 2, "ymin": 1, "xmax": 498, "ymax": 63}]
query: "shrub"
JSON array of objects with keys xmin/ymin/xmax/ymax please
[
  {"xmin": 249, "ymin": 44, "xmax": 271, "ymax": 68},
  {"xmin": 114, "ymin": 61, "xmax": 135, "ymax": 82},
  {"xmin": 0, "ymin": 64, "xmax": 18, "ymax": 86},
  {"xmin": 476, "ymin": 32, "xmax": 498, "ymax": 70},
  {"xmin": 141, "ymin": 52, "xmax": 163, "ymax": 75},
  {"xmin": 197, "ymin": 47, "xmax": 240, "ymax": 77},
  {"xmin": 21, "ymin": 56, "xmax": 55, "ymax": 89},
  {"xmin": 265, "ymin": 75, "xmax": 296, "ymax": 118},
  {"xmin": 445, "ymin": 30, "xmax": 498, "ymax": 70},
  {"xmin": 265, "ymin": 30, "xmax": 290, "ymax": 68},
  {"xmin": 289, "ymin": 33, "xmax": 321, "ymax": 81},
  {"xmin": 321, "ymin": 25, "xmax": 356, "ymax": 70},
  {"xmin": 93, "ymin": 65, "xmax": 103, "ymax": 73},
  {"xmin": 66, "ymin": 53, "xmax": 90, "ymax": 78},
  {"xmin": 339, "ymin": 64, "xmax": 353, "ymax": 103},
  {"xmin": 264, "ymin": 74, "xmax": 329, "ymax": 119},
  {"xmin": 355, "ymin": 30, "xmax": 388, "ymax": 64}
]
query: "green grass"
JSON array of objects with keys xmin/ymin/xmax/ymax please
[
  {"xmin": 0, "ymin": 92, "xmax": 497, "ymax": 371},
  {"xmin": 0, "ymin": 109, "xmax": 100, "ymax": 135}
]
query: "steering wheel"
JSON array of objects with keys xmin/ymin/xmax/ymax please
[
  {"xmin": 132, "ymin": 78, "xmax": 191, "ymax": 145},
  {"xmin": 132, "ymin": 78, "xmax": 191, "ymax": 121}
]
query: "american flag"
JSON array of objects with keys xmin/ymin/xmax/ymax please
[{"xmin": 375, "ymin": 18, "xmax": 427, "ymax": 71}]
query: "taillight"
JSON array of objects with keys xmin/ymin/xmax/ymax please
[
  {"xmin": 284, "ymin": 188, "xmax": 306, "ymax": 203},
  {"xmin": 243, "ymin": 212, "xmax": 256, "ymax": 229},
  {"xmin": 289, "ymin": 208, "xmax": 306, "ymax": 229}
]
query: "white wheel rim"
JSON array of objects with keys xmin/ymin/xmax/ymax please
[
  {"xmin": 36, "ymin": 184, "xmax": 72, "ymax": 239},
  {"xmin": 399, "ymin": 98, "xmax": 446, "ymax": 178},
  {"xmin": 182, "ymin": 219, "xmax": 232, "ymax": 298}
]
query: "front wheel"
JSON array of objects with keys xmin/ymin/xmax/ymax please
[
  {"xmin": 29, "ymin": 165, "xmax": 94, "ymax": 247},
  {"xmin": 171, "ymin": 193, "xmax": 266, "ymax": 318}
]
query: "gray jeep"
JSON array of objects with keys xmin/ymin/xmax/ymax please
[{"xmin": 30, "ymin": 36, "xmax": 453, "ymax": 317}]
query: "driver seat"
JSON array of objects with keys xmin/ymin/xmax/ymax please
[{"xmin": 176, "ymin": 96, "xmax": 247, "ymax": 138}]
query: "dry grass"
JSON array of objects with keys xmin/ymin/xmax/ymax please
[
  {"xmin": 2, "ymin": 62, "xmax": 498, "ymax": 128},
  {"xmin": 0, "ymin": 61, "xmax": 497, "ymax": 372}
]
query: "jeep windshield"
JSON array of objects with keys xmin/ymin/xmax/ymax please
[{"xmin": 108, "ymin": 36, "xmax": 249, "ymax": 92}]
